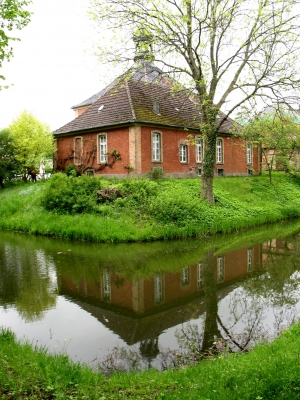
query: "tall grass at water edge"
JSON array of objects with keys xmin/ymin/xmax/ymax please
[
  {"xmin": 2, "ymin": 323, "xmax": 300, "ymax": 399},
  {"xmin": 0, "ymin": 172, "xmax": 300, "ymax": 242}
]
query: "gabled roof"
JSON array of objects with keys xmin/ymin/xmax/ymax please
[{"xmin": 54, "ymin": 63, "xmax": 235, "ymax": 135}]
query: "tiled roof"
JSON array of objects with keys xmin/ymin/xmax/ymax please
[{"xmin": 54, "ymin": 63, "xmax": 236, "ymax": 135}]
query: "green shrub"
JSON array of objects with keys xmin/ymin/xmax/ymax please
[
  {"xmin": 118, "ymin": 178, "xmax": 159, "ymax": 206},
  {"xmin": 146, "ymin": 167, "xmax": 164, "ymax": 179},
  {"xmin": 65, "ymin": 164, "xmax": 80, "ymax": 177},
  {"xmin": 149, "ymin": 188, "xmax": 212, "ymax": 227},
  {"xmin": 40, "ymin": 173, "xmax": 101, "ymax": 214}
]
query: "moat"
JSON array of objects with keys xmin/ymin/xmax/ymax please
[{"xmin": 1, "ymin": 220, "xmax": 300, "ymax": 369}]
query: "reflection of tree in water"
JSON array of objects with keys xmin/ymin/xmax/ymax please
[
  {"xmin": 98, "ymin": 239, "xmax": 300, "ymax": 372},
  {"xmin": 201, "ymin": 249, "xmax": 222, "ymax": 350},
  {"xmin": 0, "ymin": 245, "xmax": 57, "ymax": 322},
  {"xmin": 139, "ymin": 337, "xmax": 159, "ymax": 366},
  {"xmin": 242, "ymin": 239, "xmax": 300, "ymax": 308},
  {"xmin": 174, "ymin": 242, "xmax": 300, "ymax": 363}
]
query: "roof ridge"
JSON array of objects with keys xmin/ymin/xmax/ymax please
[{"xmin": 125, "ymin": 79, "xmax": 136, "ymax": 120}]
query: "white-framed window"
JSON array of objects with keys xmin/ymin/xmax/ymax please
[
  {"xmin": 152, "ymin": 131, "xmax": 161, "ymax": 162},
  {"xmin": 197, "ymin": 263, "xmax": 203, "ymax": 289},
  {"xmin": 154, "ymin": 275, "xmax": 164, "ymax": 304},
  {"xmin": 98, "ymin": 134, "xmax": 107, "ymax": 163},
  {"xmin": 196, "ymin": 137, "xmax": 203, "ymax": 163},
  {"xmin": 247, "ymin": 142, "xmax": 253, "ymax": 164},
  {"xmin": 217, "ymin": 257, "xmax": 225, "ymax": 282},
  {"xmin": 247, "ymin": 248, "xmax": 253, "ymax": 272},
  {"xmin": 74, "ymin": 136, "xmax": 83, "ymax": 165},
  {"xmin": 181, "ymin": 267, "xmax": 190, "ymax": 286},
  {"xmin": 180, "ymin": 144, "xmax": 188, "ymax": 163},
  {"xmin": 216, "ymin": 139, "xmax": 223, "ymax": 163}
]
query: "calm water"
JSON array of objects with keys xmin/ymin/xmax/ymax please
[{"xmin": 1, "ymin": 220, "xmax": 300, "ymax": 369}]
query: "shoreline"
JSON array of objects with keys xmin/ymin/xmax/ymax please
[{"xmin": 0, "ymin": 173, "xmax": 300, "ymax": 243}]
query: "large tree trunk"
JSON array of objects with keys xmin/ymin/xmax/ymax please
[
  {"xmin": 201, "ymin": 176, "xmax": 214, "ymax": 204},
  {"xmin": 200, "ymin": 122, "xmax": 218, "ymax": 204}
]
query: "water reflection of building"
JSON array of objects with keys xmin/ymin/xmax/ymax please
[{"xmin": 58, "ymin": 245, "xmax": 261, "ymax": 345}]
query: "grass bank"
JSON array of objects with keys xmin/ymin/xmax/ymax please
[
  {"xmin": 1, "ymin": 324, "xmax": 300, "ymax": 399},
  {"xmin": 1, "ymin": 172, "xmax": 300, "ymax": 242}
]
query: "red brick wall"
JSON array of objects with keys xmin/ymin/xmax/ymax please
[
  {"xmin": 140, "ymin": 126, "xmax": 260, "ymax": 176},
  {"xmin": 55, "ymin": 125, "xmax": 260, "ymax": 176},
  {"xmin": 56, "ymin": 128, "xmax": 130, "ymax": 175}
]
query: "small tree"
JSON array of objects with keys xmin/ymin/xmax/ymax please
[
  {"xmin": 0, "ymin": 129, "xmax": 21, "ymax": 187},
  {"xmin": 9, "ymin": 111, "xmax": 54, "ymax": 179},
  {"xmin": 241, "ymin": 112, "xmax": 300, "ymax": 183},
  {"xmin": 0, "ymin": 0, "xmax": 32, "ymax": 88}
]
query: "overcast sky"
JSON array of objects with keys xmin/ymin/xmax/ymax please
[{"xmin": 0, "ymin": 0, "xmax": 116, "ymax": 131}]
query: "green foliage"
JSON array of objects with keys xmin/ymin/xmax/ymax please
[
  {"xmin": 0, "ymin": 128, "xmax": 21, "ymax": 187},
  {"xmin": 65, "ymin": 164, "xmax": 79, "ymax": 177},
  {"xmin": 0, "ymin": 1, "xmax": 32, "ymax": 87},
  {"xmin": 9, "ymin": 110, "xmax": 54, "ymax": 172},
  {"xmin": 2, "ymin": 174, "xmax": 300, "ymax": 242},
  {"xmin": 3, "ymin": 323, "xmax": 300, "ymax": 399},
  {"xmin": 146, "ymin": 166, "xmax": 164, "ymax": 180},
  {"xmin": 40, "ymin": 173, "xmax": 102, "ymax": 214},
  {"xmin": 118, "ymin": 178, "xmax": 159, "ymax": 206},
  {"xmin": 149, "ymin": 184, "xmax": 211, "ymax": 228},
  {"xmin": 241, "ymin": 111, "xmax": 300, "ymax": 182}
]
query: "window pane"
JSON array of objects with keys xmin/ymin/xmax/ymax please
[
  {"xmin": 216, "ymin": 139, "xmax": 223, "ymax": 163},
  {"xmin": 181, "ymin": 267, "xmax": 190, "ymax": 285},
  {"xmin": 217, "ymin": 257, "xmax": 225, "ymax": 282},
  {"xmin": 152, "ymin": 133, "xmax": 161, "ymax": 161},
  {"xmin": 247, "ymin": 142, "xmax": 253, "ymax": 164},
  {"xmin": 74, "ymin": 137, "xmax": 82, "ymax": 165},
  {"xmin": 180, "ymin": 144, "xmax": 187, "ymax": 162},
  {"xmin": 99, "ymin": 135, "xmax": 107, "ymax": 163},
  {"xmin": 196, "ymin": 138, "xmax": 203, "ymax": 162},
  {"xmin": 102, "ymin": 272, "xmax": 111, "ymax": 301},
  {"xmin": 247, "ymin": 248, "xmax": 253, "ymax": 271},
  {"xmin": 197, "ymin": 263, "xmax": 203, "ymax": 289},
  {"xmin": 154, "ymin": 275, "xmax": 164, "ymax": 304}
]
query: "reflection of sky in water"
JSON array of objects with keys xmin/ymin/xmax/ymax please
[
  {"xmin": 1, "ymin": 278, "xmax": 300, "ymax": 366},
  {"xmin": 0, "ymin": 296, "xmax": 127, "ymax": 365},
  {"xmin": 2, "ymin": 224, "xmax": 300, "ymax": 368}
]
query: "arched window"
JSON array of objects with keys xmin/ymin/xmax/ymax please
[
  {"xmin": 152, "ymin": 131, "xmax": 162, "ymax": 161},
  {"xmin": 216, "ymin": 138, "xmax": 224, "ymax": 163},
  {"xmin": 74, "ymin": 136, "xmax": 83, "ymax": 165},
  {"xmin": 98, "ymin": 134, "xmax": 107, "ymax": 163},
  {"xmin": 196, "ymin": 137, "xmax": 203, "ymax": 163},
  {"xmin": 247, "ymin": 142, "xmax": 253, "ymax": 164},
  {"xmin": 179, "ymin": 144, "xmax": 188, "ymax": 163}
]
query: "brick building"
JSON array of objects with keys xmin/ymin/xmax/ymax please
[{"xmin": 54, "ymin": 62, "xmax": 260, "ymax": 177}]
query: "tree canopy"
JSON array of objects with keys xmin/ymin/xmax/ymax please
[
  {"xmin": 242, "ymin": 111, "xmax": 300, "ymax": 182},
  {"xmin": 0, "ymin": 0, "xmax": 32, "ymax": 87},
  {"xmin": 0, "ymin": 128, "xmax": 21, "ymax": 187},
  {"xmin": 9, "ymin": 111, "xmax": 54, "ymax": 175},
  {"xmin": 89, "ymin": 0, "xmax": 300, "ymax": 202}
]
